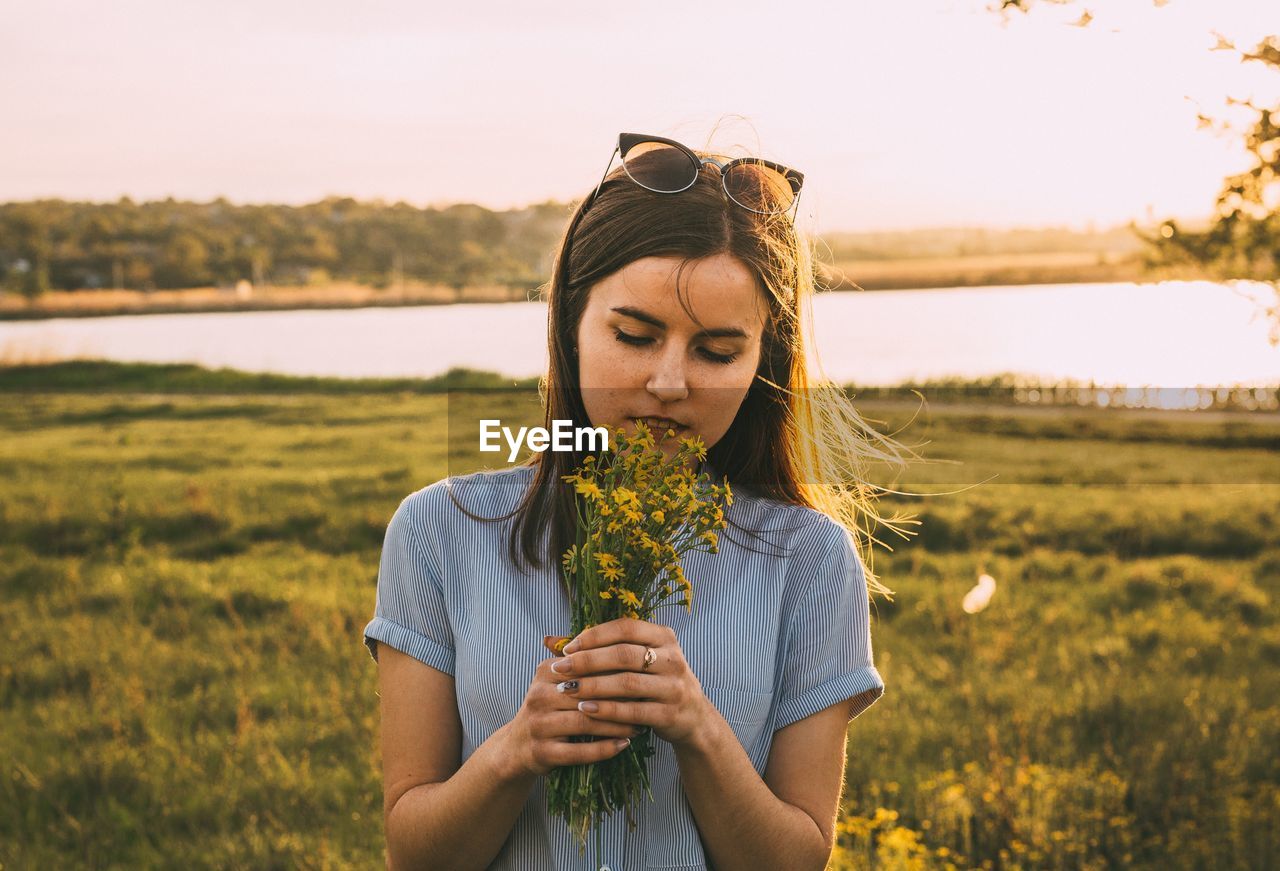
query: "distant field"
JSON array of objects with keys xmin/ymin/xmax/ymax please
[
  {"xmin": 1, "ymin": 363, "xmax": 1276, "ymax": 869},
  {"xmin": 0, "ymin": 280, "xmax": 532, "ymax": 321},
  {"xmin": 0, "ymin": 252, "xmax": 1205, "ymax": 320},
  {"xmin": 820, "ymin": 250, "xmax": 1164, "ymax": 291}
]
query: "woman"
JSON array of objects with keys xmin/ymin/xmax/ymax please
[{"xmin": 363, "ymin": 132, "xmax": 915, "ymax": 870}]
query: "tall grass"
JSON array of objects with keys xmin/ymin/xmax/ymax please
[{"xmin": 0, "ymin": 364, "xmax": 1276, "ymax": 868}]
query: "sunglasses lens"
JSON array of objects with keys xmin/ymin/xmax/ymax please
[
  {"xmin": 723, "ymin": 161, "xmax": 798, "ymax": 214},
  {"xmin": 621, "ymin": 141, "xmax": 700, "ymax": 193}
]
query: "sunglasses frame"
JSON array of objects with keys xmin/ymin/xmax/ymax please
[{"xmin": 589, "ymin": 132, "xmax": 805, "ymax": 216}]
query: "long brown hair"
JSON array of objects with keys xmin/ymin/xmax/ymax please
[{"xmin": 452, "ymin": 146, "xmax": 921, "ymax": 599}]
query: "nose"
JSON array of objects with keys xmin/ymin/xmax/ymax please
[{"xmin": 646, "ymin": 344, "xmax": 689, "ymax": 402}]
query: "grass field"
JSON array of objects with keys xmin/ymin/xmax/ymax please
[{"xmin": 1, "ymin": 363, "xmax": 1277, "ymax": 869}]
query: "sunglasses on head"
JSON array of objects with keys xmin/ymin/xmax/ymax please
[{"xmin": 588, "ymin": 132, "xmax": 804, "ymax": 216}]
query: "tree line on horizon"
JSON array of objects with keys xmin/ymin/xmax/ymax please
[
  {"xmin": 0, "ymin": 197, "xmax": 572, "ymax": 298},
  {"xmin": 0, "ymin": 185, "xmax": 1272, "ymax": 302},
  {"xmin": 0, "ymin": 195, "xmax": 1195, "ymax": 300}
]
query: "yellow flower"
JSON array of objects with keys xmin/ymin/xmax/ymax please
[
  {"xmin": 679, "ymin": 435, "xmax": 708, "ymax": 460},
  {"xmin": 611, "ymin": 487, "xmax": 640, "ymax": 508},
  {"xmin": 594, "ymin": 552, "xmax": 624, "ymax": 582},
  {"xmin": 562, "ymin": 545, "xmax": 577, "ymax": 570},
  {"xmin": 673, "ymin": 565, "xmax": 692, "ymax": 607},
  {"xmin": 574, "ymin": 479, "xmax": 604, "ymax": 502},
  {"xmin": 559, "ymin": 425, "xmax": 728, "ymax": 628}
]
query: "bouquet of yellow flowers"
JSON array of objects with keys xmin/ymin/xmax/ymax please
[{"xmin": 544, "ymin": 420, "xmax": 732, "ymax": 856}]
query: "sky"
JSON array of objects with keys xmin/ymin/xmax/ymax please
[{"xmin": 3, "ymin": 0, "xmax": 1277, "ymax": 234}]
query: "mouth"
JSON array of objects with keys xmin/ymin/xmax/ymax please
[{"xmin": 631, "ymin": 415, "xmax": 690, "ymax": 435}]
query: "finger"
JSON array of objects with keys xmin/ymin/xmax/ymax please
[
  {"xmin": 541, "ymin": 710, "xmax": 643, "ymax": 740},
  {"xmin": 554, "ymin": 642, "xmax": 653, "ymax": 677},
  {"xmin": 576, "ymin": 698, "xmax": 664, "ymax": 728},
  {"xmin": 543, "ymin": 635, "xmax": 572, "ymax": 655},
  {"xmin": 570, "ymin": 672, "xmax": 665, "ymax": 701},
  {"xmin": 541, "ymin": 655, "xmax": 586, "ymax": 683},
  {"xmin": 563, "ymin": 617, "xmax": 665, "ymax": 654},
  {"xmin": 539, "ymin": 737, "xmax": 632, "ymax": 768}
]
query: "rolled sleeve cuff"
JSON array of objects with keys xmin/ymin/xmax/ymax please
[
  {"xmin": 362, "ymin": 616, "xmax": 456, "ymax": 676},
  {"xmin": 775, "ymin": 665, "xmax": 886, "ymax": 731}
]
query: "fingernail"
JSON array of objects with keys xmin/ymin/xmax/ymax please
[
  {"xmin": 564, "ymin": 637, "xmax": 581, "ymax": 654},
  {"xmin": 551, "ymin": 658, "xmax": 572, "ymax": 674},
  {"xmin": 556, "ymin": 680, "xmax": 579, "ymax": 694},
  {"xmin": 578, "ymin": 700, "xmax": 599, "ymax": 713},
  {"xmin": 616, "ymin": 738, "xmax": 630, "ymax": 749}
]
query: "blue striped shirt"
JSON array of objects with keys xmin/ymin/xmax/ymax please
[{"xmin": 362, "ymin": 462, "xmax": 885, "ymax": 870}]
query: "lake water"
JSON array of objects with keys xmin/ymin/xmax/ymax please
[{"xmin": 2, "ymin": 280, "xmax": 1278, "ymax": 387}]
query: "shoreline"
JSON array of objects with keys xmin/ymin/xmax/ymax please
[
  {"xmin": 0, "ymin": 293, "xmax": 499, "ymax": 321},
  {"xmin": 0, "ymin": 282, "xmax": 532, "ymax": 321},
  {"xmin": 0, "ymin": 255, "xmax": 1202, "ymax": 322},
  {"xmin": 1, "ymin": 361, "xmax": 1274, "ymax": 417}
]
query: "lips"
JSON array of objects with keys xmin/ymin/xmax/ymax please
[{"xmin": 632, "ymin": 415, "xmax": 689, "ymax": 432}]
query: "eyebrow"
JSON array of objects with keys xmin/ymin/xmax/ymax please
[{"xmin": 610, "ymin": 306, "xmax": 749, "ymax": 339}]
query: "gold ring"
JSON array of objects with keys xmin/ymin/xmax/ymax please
[{"xmin": 642, "ymin": 646, "xmax": 657, "ymax": 671}]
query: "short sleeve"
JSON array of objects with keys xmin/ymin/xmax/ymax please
[
  {"xmin": 775, "ymin": 520, "xmax": 885, "ymax": 730},
  {"xmin": 362, "ymin": 490, "xmax": 456, "ymax": 676}
]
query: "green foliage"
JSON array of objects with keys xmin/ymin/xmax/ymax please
[
  {"xmin": 1150, "ymin": 34, "xmax": 1280, "ymax": 293},
  {"xmin": 0, "ymin": 366, "xmax": 1277, "ymax": 867},
  {"xmin": 0, "ymin": 197, "xmax": 570, "ymax": 292},
  {"xmin": 999, "ymin": 1, "xmax": 1280, "ymax": 306}
]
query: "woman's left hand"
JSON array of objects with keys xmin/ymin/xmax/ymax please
[{"xmin": 549, "ymin": 617, "xmax": 711, "ymax": 748}]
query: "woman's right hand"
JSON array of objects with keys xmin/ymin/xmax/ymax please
[{"xmin": 502, "ymin": 655, "xmax": 641, "ymax": 778}]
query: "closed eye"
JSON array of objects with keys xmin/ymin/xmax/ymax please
[
  {"xmin": 699, "ymin": 348, "xmax": 738, "ymax": 365},
  {"xmin": 613, "ymin": 329, "xmax": 653, "ymax": 348},
  {"xmin": 613, "ymin": 329, "xmax": 739, "ymax": 365}
]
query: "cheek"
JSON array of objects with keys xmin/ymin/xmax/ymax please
[
  {"xmin": 710, "ymin": 384, "xmax": 750, "ymax": 422},
  {"xmin": 577, "ymin": 333, "xmax": 640, "ymax": 390},
  {"xmin": 575, "ymin": 334, "xmax": 636, "ymax": 429},
  {"xmin": 700, "ymin": 345, "xmax": 762, "ymax": 437}
]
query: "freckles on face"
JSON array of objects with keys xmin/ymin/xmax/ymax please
[{"xmin": 574, "ymin": 253, "xmax": 769, "ymax": 453}]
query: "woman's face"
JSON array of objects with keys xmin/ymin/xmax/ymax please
[{"xmin": 575, "ymin": 253, "xmax": 768, "ymax": 459}]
